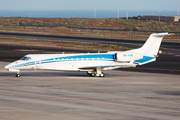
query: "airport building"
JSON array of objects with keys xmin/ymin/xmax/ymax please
[{"xmin": 143, "ymin": 15, "xmax": 180, "ymax": 22}]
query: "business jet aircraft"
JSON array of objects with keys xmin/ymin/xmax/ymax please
[{"xmin": 5, "ymin": 33, "xmax": 169, "ymax": 77}]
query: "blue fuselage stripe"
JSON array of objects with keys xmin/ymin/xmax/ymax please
[
  {"xmin": 12, "ymin": 54, "xmax": 115, "ymax": 68},
  {"xmin": 134, "ymin": 56, "xmax": 154, "ymax": 63}
]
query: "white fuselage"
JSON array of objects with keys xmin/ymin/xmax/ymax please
[{"xmin": 5, "ymin": 52, "xmax": 139, "ymax": 72}]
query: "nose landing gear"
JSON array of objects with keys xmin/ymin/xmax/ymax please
[{"xmin": 16, "ymin": 72, "xmax": 21, "ymax": 77}]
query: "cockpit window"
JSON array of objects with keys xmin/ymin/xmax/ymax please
[
  {"xmin": 26, "ymin": 57, "xmax": 31, "ymax": 61},
  {"xmin": 20, "ymin": 57, "xmax": 27, "ymax": 60},
  {"xmin": 20, "ymin": 57, "xmax": 31, "ymax": 61}
]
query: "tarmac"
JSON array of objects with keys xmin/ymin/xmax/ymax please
[{"xmin": 0, "ymin": 62, "xmax": 180, "ymax": 120}]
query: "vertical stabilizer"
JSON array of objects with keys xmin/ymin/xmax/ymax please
[
  {"xmin": 127, "ymin": 33, "xmax": 169, "ymax": 55},
  {"xmin": 140, "ymin": 32, "xmax": 169, "ymax": 55}
]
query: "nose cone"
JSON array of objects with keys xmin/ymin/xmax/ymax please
[
  {"xmin": 4, "ymin": 64, "xmax": 11, "ymax": 69},
  {"xmin": 4, "ymin": 62, "xmax": 15, "ymax": 69}
]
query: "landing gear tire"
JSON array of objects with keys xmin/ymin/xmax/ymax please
[
  {"xmin": 96, "ymin": 74, "xmax": 99, "ymax": 77},
  {"xmin": 95, "ymin": 73, "xmax": 104, "ymax": 77},
  {"xmin": 90, "ymin": 73, "xmax": 95, "ymax": 77},
  {"xmin": 99, "ymin": 73, "xmax": 105, "ymax": 77},
  {"xmin": 16, "ymin": 74, "xmax": 21, "ymax": 77},
  {"xmin": 87, "ymin": 72, "xmax": 104, "ymax": 77}
]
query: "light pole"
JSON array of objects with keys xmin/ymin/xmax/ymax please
[
  {"xmin": 117, "ymin": 9, "xmax": 119, "ymax": 19},
  {"xmin": 94, "ymin": 9, "xmax": 96, "ymax": 18},
  {"xmin": 158, "ymin": 11, "xmax": 161, "ymax": 22},
  {"xmin": 178, "ymin": 7, "xmax": 179, "ymax": 16},
  {"xmin": 126, "ymin": 10, "xmax": 128, "ymax": 20},
  {"xmin": 72, "ymin": 10, "xmax": 74, "ymax": 18}
]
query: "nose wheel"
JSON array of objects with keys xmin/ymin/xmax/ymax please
[{"xmin": 16, "ymin": 73, "xmax": 21, "ymax": 77}]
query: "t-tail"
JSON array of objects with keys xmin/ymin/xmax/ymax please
[{"xmin": 126, "ymin": 32, "xmax": 169, "ymax": 65}]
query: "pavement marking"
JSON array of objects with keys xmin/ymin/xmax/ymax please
[
  {"xmin": 1, "ymin": 85, "xmax": 180, "ymax": 107},
  {"xmin": 0, "ymin": 89, "xmax": 180, "ymax": 113}
]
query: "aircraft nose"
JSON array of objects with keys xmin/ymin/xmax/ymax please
[
  {"xmin": 4, "ymin": 62, "xmax": 14, "ymax": 69},
  {"xmin": 4, "ymin": 64, "xmax": 10, "ymax": 69}
]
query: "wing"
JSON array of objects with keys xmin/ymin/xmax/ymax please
[{"xmin": 79, "ymin": 65, "xmax": 125, "ymax": 71}]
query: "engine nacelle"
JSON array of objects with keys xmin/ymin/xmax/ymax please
[{"xmin": 115, "ymin": 52, "xmax": 143, "ymax": 62}]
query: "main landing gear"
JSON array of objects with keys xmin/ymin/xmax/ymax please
[
  {"xmin": 87, "ymin": 69, "xmax": 105, "ymax": 77},
  {"xmin": 87, "ymin": 72, "xmax": 105, "ymax": 77},
  {"xmin": 88, "ymin": 72, "xmax": 105, "ymax": 77}
]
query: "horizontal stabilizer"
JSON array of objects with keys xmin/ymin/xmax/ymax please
[{"xmin": 152, "ymin": 32, "xmax": 169, "ymax": 37}]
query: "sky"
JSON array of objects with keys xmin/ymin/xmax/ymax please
[{"xmin": 0, "ymin": 0, "xmax": 179, "ymax": 11}]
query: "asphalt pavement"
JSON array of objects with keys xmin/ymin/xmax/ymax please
[{"xmin": 0, "ymin": 62, "xmax": 180, "ymax": 120}]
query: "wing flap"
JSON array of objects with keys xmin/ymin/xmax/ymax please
[{"xmin": 79, "ymin": 65, "xmax": 126, "ymax": 70}]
